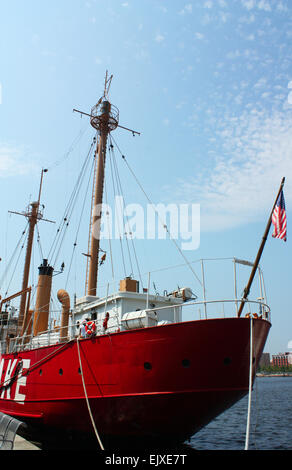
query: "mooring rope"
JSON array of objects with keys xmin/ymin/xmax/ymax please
[
  {"xmin": 76, "ymin": 338, "xmax": 104, "ymax": 450},
  {"xmin": 245, "ymin": 316, "xmax": 253, "ymax": 450}
]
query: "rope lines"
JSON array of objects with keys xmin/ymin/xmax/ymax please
[
  {"xmin": 65, "ymin": 150, "xmax": 96, "ymax": 290},
  {"xmin": 109, "ymin": 134, "xmax": 202, "ymax": 288},
  {"xmin": 46, "ymin": 122, "xmax": 90, "ymax": 171},
  {"xmin": 47, "ymin": 138, "xmax": 96, "ymax": 268},
  {"xmin": 85, "ymin": 140, "xmax": 99, "ymax": 293},
  {"xmin": 76, "ymin": 338, "xmax": 104, "ymax": 450},
  {"xmin": 107, "ymin": 136, "xmax": 144, "ymax": 289},
  {"xmin": 0, "ymin": 224, "xmax": 29, "ymax": 297}
]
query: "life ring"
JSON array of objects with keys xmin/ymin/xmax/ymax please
[{"xmin": 85, "ymin": 321, "xmax": 96, "ymax": 336}]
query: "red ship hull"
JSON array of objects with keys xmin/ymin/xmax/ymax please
[{"xmin": 0, "ymin": 317, "xmax": 270, "ymax": 448}]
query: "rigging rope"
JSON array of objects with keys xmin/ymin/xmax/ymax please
[
  {"xmin": 107, "ymin": 142, "xmax": 127, "ymax": 278},
  {"xmin": 85, "ymin": 137, "xmax": 99, "ymax": 293},
  {"xmin": 110, "ymin": 135, "xmax": 202, "ymax": 288},
  {"xmin": 3, "ymin": 229, "xmax": 29, "ymax": 297},
  {"xmin": 46, "ymin": 123, "xmax": 90, "ymax": 171},
  {"xmin": 0, "ymin": 224, "xmax": 28, "ymax": 293},
  {"xmin": 48, "ymin": 139, "xmax": 95, "ymax": 267},
  {"xmin": 65, "ymin": 153, "xmax": 96, "ymax": 290},
  {"xmin": 103, "ymin": 155, "xmax": 115, "ymax": 281},
  {"xmin": 108, "ymin": 137, "xmax": 144, "ymax": 288},
  {"xmin": 36, "ymin": 224, "xmax": 44, "ymax": 262},
  {"xmin": 76, "ymin": 338, "xmax": 105, "ymax": 450},
  {"xmin": 110, "ymin": 143, "xmax": 134, "ymax": 275}
]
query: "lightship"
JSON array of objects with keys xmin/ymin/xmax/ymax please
[{"xmin": 0, "ymin": 73, "xmax": 277, "ymax": 449}]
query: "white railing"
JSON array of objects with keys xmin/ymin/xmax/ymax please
[
  {"xmin": 145, "ymin": 298, "xmax": 271, "ymax": 322},
  {"xmin": 0, "ymin": 296, "xmax": 271, "ymax": 354}
]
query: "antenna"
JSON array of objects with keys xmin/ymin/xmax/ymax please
[
  {"xmin": 103, "ymin": 70, "xmax": 113, "ymax": 99},
  {"xmin": 73, "ymin": 72, "xmax": 140, "ymax": 136}
]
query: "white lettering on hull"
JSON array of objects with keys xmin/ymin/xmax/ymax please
[{"xmin": 0, "ymin": 358, "xmax": 31, "ymax": 402}]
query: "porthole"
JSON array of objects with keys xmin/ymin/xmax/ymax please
[
  {"xmin": 59, "ymin": 368, "xmax": 63, "ymax": 376},
  {"xmin": 39, "ymin": 369, "xmax": 42, "ymax": 375},
  {"xmin": 223, "ymin": 357, "xmax": 232, "ymax": 366},
  {"xmin": 182, "ymin": 359, "xmax": 190, "ymax": 368},
  {"xmin": 144, "ymin": 362, "xmax": 152, "ymax": 370},
  {"xmin": 78, "ymin": 367, "xmax": 81, "ymax": 375}
]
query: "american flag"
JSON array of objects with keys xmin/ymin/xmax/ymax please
[{"xmin": 272, "ymin": 190, "xmax": 287, "ymax": 242}]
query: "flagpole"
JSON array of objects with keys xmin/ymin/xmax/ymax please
[{"xmin": 237, "ymin": 177, "xmax": 285, "ymax": 318}]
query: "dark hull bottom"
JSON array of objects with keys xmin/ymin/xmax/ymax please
[{"xmin": 17, "ymin": 388, "xmax": 247, "ymax": 450}]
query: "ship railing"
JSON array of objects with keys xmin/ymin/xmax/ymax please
[
  {"xmin": 1, "ymin": 297, "xmax": 270, "ymax": 353},
  {"xmin": 1, "ymin": 327, "xmax": 70, "ymax": 353},
  {"xmin": 143, "ymin": 298, "xmax": 271, "ymax": 323},
  {"xmin": 1, "ymin": 318, "xmax": 111, "ymax": 353}
]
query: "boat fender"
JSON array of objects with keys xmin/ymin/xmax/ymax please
[
  {"xmin": 103, "ymin": 312, "xmax": 110, "ymax": 331},
  {"xmin": 85, "ymin": 321, "xmax": 96, "ymax": 336}
]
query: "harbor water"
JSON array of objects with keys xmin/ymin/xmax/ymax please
[
  {"xmin": 13, "ymin": 376, "xmax": 292, "ymax": 451},
  {"xmin": 189, "ymin": 376, "xmax": 292, "ymax": 450}
]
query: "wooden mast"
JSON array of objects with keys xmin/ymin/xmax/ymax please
[
  {"xmin": 86, "ymin": 73, "xmax": 118, "ymax": 296},
  {"xmin": 87, "ymin": 111, "xmax": 109, "ymax": 296},
  {"xmin": 73, "ymin": 72, "xmax": 140, "ymax": 297},
  {"xmin": 9, "ymin": 169, "xmax": 48, "ymax": 333},
  {"xmin": 17, "ymin": 201, "xmax": 39, "ymax": 331}
]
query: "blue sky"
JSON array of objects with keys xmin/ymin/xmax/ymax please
[{"xmin": 0, "ymin": 0, "xmax": 291, "ymax": 355}]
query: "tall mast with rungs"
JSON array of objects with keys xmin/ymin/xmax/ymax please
[
  {"xmin": 17, "ymin": 201, "xmax": 40, "ymax": 331},
  {"xmin": 87, "ymin": 77, "xmax": 119, "ymax": 296},
  {"xmin": 73, "ymin": 72, "xmax": 140, "ymax": 296},
  {"xmin": 8, "ymin": 169, "xmax": 49, "ymax": 333}
]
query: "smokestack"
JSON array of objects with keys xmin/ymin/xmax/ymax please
[
  {"xmin": 57, "ymin": 289, "xmax": 70, "ymax": 342},
  {"xmin": 33, "ymin": 259, "xmax": 53, "ymax": 336}
]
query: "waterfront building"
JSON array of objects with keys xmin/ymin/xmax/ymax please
[
  {"xmin": 272, "ymin": 352, "xmax": 292, "ymax": 367},
  {"xmin": 259, "ymin": 352, "xmax": 271, "ymax": 367}
]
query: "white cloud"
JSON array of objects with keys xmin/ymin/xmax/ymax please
[
  {"xmin": 246, "ymin": 33, "xmax": 255, "ymax": 41},
  {"xmin": 195, "ymin": 32, "xmax": 204, "ymax": 40},
  {"xmin": 277, "ymin": 1, "xmax": 288, "ymax": 12},
  {"xmin": 0, "ymin": 144, "xmax": 38, "ymax": 178},
  {"xmin": 239, "ymin": 13, "xmax": 256, "ymax": 23},
  {"xmin": 241, "ymin": 0, "xmax": 256, "ymax": 10},
  {"xmin": 254, "ymin": 77, "xmax": 267, "ymax": 88},
  {"xmin": 174, "ymin": 108, "xmax": 292, "ymax": 232},
  {"xmin": 155, "ymin": 33, "xmax": 165, "ymax": 43},
  {"xmin": 219, "ymin": 11, "xmax": 229, "ymax": 23},
  {"xmin": 226, "ymin": 50, "xmax": 241, "ymax": 60},
  {"xmin": 179, "ymin": 4, "xmax": 192, "ymax": 15},
  {"xmin": 204, "ymin": 0, "xmax": 213, "ymax": 8},
  {"xmin": 257, "ymin": 0, "xmax": 272, "ymax": 11}
]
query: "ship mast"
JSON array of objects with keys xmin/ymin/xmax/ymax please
[
  {"xmin": 87, "ymin": 73, "xmax": 118, "ymax": 296},
  {"xmin": 73, "ymin": 72, "xmax": 140, "ymax": 297},
  {"xmin": 8, "ymin": 169, "xmax": 53, "ymax": 333}
]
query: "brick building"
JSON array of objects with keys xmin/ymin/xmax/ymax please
[{"xmin": 272, "ymin": 352, "xmax": 292, "ymax": 367}]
